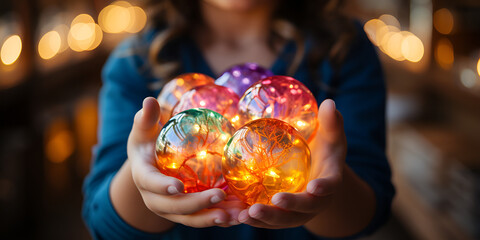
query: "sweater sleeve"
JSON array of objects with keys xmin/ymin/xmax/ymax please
[
  {"xmin": 324, "ymin": 22, "xmax": 395, "ymax": 238},
  {"xmin": 81, "ymin": 35, "xmax": 178, "ymax": 240}
]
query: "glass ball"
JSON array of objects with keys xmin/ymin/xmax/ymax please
[
  {"xmin": 157, "ymin": 73, "xmax": 214, "ymax": 125},
  {"xmin": 238, "ymin": 76, "xmax": 318, "ymax": 142},
  {"xmin": 156, "ymin": 108, "xmax": 235, "ymax": 193},
  {"xmin": 222, "ymin": 118, "xmax": 311, "ymax": 205},
  {"xmin": 215, "ymin": 63, "xmax": 273, "ymax": 97},
  {"xmin": 172, "ymin": 84, "xmax": 240, "ymax": 124}
]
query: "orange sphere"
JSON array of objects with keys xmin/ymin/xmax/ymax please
[
  {"xmin": 157, "ymin": 73, "xmax": 214, "ymax": 125},
  {"xmin": 222, "ymin": 118, "xmax": 311, "ymax": 205}
]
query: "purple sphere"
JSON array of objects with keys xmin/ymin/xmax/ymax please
[{"xmin": 215, "ymin": 63, "xmax": 273, "ymax": 97}]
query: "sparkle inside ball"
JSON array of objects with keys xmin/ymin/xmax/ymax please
[
  {"xmin": 157, "ymin": 73, "xmax": 214, "ymax": 125},
  {"xmin": 215, "ymin": 63, "xmax": 273, "ymax": 97},
  {"xmin": 238, "ymin": 76, "xmax": 318, "ymax": 141},
  {"xmin": 172, "ymin": 84, "xmax": 240, "ymax": 124},
  {"xmin": 222, "ymin": 118, "xmax": 311, "ymax": 205},
  {"xmin": 156, "ymin": 108, "xmax": 235, "ymax": 193}
]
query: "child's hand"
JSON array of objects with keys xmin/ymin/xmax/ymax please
[
  {"xmin": 127, "ymin": 97, "xmax": 242, "ymax": 228},
  {"xmin": 237, "ymin": 99, "xmax": 347, "ymax": 228}
]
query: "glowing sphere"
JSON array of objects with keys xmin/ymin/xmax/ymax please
[
  {"xmin": 157, "ymin": 73, "xmax": 214, "ymax": 124},
  {"xmin": 172, "ymin": 84, "xmax": 240, "ymax": 124},
  {"xmin": 238, "ymin": 76, "xmax": 318, "ymax": 142},
  {"xmin": 215, "ymin": 63, "xmax": 273, "ymax": 97},
  {"xmin": 222, "ymin": 118, "xmax": 311, "ymax": 205},
  {"xmin": 156, "ymin": 108, "xmax": 235, "ymax": 193}
]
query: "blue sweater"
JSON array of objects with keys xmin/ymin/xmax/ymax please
[{"xmin": 82, "ymin": 23, "xmax": 395, "ymax": 240}]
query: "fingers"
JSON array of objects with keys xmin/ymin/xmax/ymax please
[
  {"xmin": 239, "ymin": 204, "xmax": 313, "ymax": 228},
  {"xmin": 133, "ymin": 163, "xmax": 185, "ymax": 195},
  {"xmin": 130, "ymin": 97, "xmax": 162, "ymax": 144},
  {"xmin": 163, "ymin": 208, "xmax": 231, "ymax": 228},
  {"xmin": 317, "ymin": 99, "xmax": 345, "ymax": 144},
  {"xmin": 271, "ymin": 191, "xmax": 332, "ymax": 213},
  {"xmin": 306, "ymin": 175, "xmax": 343, "ymax": 197},
  {"xmin": 142, "ymin": 188, "xmax": 226, "ymax": 215}
]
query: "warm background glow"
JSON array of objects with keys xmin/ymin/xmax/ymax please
[{"xmin": 1, "ymin": 35, "xmax": 22, "ymax": 65}]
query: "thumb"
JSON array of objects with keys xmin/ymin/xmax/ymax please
[
  {"xmin": 130, "ymin": 97, "xmax": 162, "ymax": 144},
  {"xmin": 317, "ymin": 99, "xmax": 344, "ymax": 144}
]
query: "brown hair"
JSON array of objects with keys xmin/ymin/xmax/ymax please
[{"xmin": 146, "ymin": 0, "xmax": 355, "ymax": 85}]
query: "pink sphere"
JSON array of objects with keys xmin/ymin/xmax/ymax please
[
  {"xmin": 238, "ymin": 76, "xmax": 318, "ymax": 142},
  {"xmin": 157, "ymin": 73, "xmax": 214, "ymax": 125},
  {"xmin": 172, "ymin": 84, "xmax": 240, "ymax": 123}
]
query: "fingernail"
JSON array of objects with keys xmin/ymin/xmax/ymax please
[
  {"xmin": 135, "ymin": 109, "xmax": 143, "ymax": 121},
  {"xmin": 311, "ymin": 185, "xmax": 323, "ymax": 196},
  {"xmin": 214, "ymin": 219, "xmax": 224, "ymax": 224},
  {"xmin": 250, "ymin": 209, "xmax": 263, "ymax": 219},
  {"xmin": 210, "ymin": 195, "xmax": 222, "ymax": 204},
  {"xmin": 326, "ymin": 99, "xmax": 336, "ymax": 111},
  {"xmin": 271, "ymin": 196, "xmax": 285, "ymax": 208},
  {"xmin": 229, "ymin": 219, "xmax": 240, "ymax": 226},
  {"xmin": 167, "ymin": 186, "xmax": 179, "ymax": 194},
  {"xmin": 238, "ymin": 210, "xmax": 249, "ymax": 223}
]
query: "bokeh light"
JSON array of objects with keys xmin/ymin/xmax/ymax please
[
  {"xmin": 477, "ymin": 58, "xmax": 480, "ymax": 77},
  {"xmin": 1, "ymin": 35, "xmax": 22, "ymax": 65},
  {"xmin": 401, "ymin": 35, "xmax": 424, "ymax": 63},
  {"xmin": 45, "ymin": 119, "xmax": 75, "ymax": 163},
  {"xmin": 379, "ymin": 14, "xmax": 401, "ymax": 29},
  {"xmin": 38, "ymin": 31, "xmax": 61, "ymax": 60},
  {"xmin": 364, "ymin": 16, "xmax": 424, "ymax": 63},
  {"xmin": 434, "ymin": 8, "xmax": 454, "ymax": 35},
  {"xmin": 98, "ymin": 1, "xmax": 147, "ymax": 34},
  {"xmin": 460, "ymin": 69, "xmax": 477, "ymax": 89},
  {"xmin": 434, "ymin": 38, "xmax": 454, "ymax": 70},
  {"xmin": 68, "ymin": 14, "xmax": 102, "ymax": 52}
]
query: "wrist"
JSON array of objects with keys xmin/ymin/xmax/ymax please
[{"xmin": 110, "ymin": 159, "xmax": 175, "ymax": 233}]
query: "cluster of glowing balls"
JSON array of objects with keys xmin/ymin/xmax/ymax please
[
  {"xmin": 157, "ymin": 73, "xmax": 214, "ymax": 125},
  {"xmin": 155, "ymin": 64, "xmax": 317, "ymax": 205},
  {"xmin": 155, "ymin": 108, "xmax": 235, "ymax": 193},
  {"xmin": 238, "ymin": 76, "xmax": 318, "ymax": 142},
  {"xmin": 172, "ymin": 84, "xmax": 240, "ymax": 124},
  {"xmin": 222, "ymin": 118, "xmax": 311, "ymax": 205},
  {"xmin": 215, "ymin": 62, "xmax": 273, "ymax": 97}
]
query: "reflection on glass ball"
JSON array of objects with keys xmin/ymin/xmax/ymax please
[
  {"xmin": 156, "ymin": 108, "xmax": 235, "ymax": 193},
  {"xmin": 238, "ymin": 76, "xmax": 318, "ymax": 142},
  {"xmin": 157, "ymin": 73, "xmax": 214, "ymax": 125},
  {"xmin": 222, "ymin": 118, "xmax": 311, "ymax": 205},
  {"xmin": 172, "ymin": 84, "xmax": 240, "ymax": 124},
  {"xmin": 215, "ymin": 63, "xmax": 273, "ymax": 97}
]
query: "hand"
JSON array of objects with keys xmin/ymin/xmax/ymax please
[
  {"xmin": 237, "ymin": 99, "xmax": 347, "ymax": 228},
  {"xmin": 127, "ymin": 97, "xmax": 244, "ymax": 228}
]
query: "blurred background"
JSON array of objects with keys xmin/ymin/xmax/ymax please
[{"xmin": 0, "ymin": 0, "xmax": 479, "ymax": 239}]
